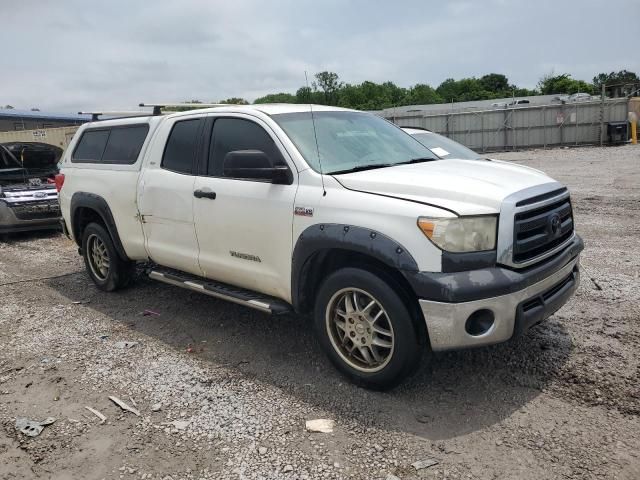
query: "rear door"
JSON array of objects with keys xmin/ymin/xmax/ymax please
[
  {"xmin": 192, "ymin": 114, "xmax": 298, "ymax": 300},
  {"xmin": 138, "ymin": 116, "xmax": 204, "ymax": 275}
]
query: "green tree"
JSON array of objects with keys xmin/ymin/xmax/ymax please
[
  {"xmin": 402, "ymin": 84, "xmax": 443, "ymax": 105},
  {"xmin": 593, "ymin": 70, "xmax": 639, "ymax": 90},
  {"xmin": 219, "ymin": 97, "xmax": 249, "ymax": 105},
  {"xmin": 479, "ymin": 73, "xmax": 510, "ymax": 94},
  {"xmin": 436, "ymin": 77, "xmax": 494, "ymax": 102},
  {"xmin": 313, "ymin": 71, "xmax": 343, "ymax": 105},
  {"xmin": 253, "ymin": 93, "xmax": 297, "ymax": 104},
  {"xmin": 295, "ymin": 86, "xmax": 315, "ymax": 103},
  {"xmin": 537, "ymin": 74, "xmax": 593, "ymax": 95}
]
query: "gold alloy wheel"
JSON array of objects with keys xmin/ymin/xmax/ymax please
[
  {"xmin": 87, "ymin": 233, "xmax": 110, "ymax": 281},
  {"xmin": 325, "ymin": 287, "xmax": 395, "ymax": 373}
]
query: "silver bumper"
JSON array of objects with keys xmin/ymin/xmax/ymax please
[{"xmin": 419, "ymin": 256, "xmax": 580, "ymax": 351}]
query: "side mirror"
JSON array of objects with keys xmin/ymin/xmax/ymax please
[{"xmin": 223, "ymin": 150, "xmax": 291, "ymax": 184}]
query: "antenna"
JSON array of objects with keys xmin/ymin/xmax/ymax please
[{"xmin": 305, "ymin": 71, "xmax": 326, "ymax": 196}]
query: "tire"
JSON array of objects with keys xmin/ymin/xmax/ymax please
[
  {"xmin": 81, "ymin": 222, "xmax": 134, "ymax": 292},
  {"xmin": 314, "ymin": 267, "xmax": 424, "ymax": 390}
]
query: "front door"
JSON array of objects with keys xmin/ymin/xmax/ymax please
[{"xmin": 193, "ymin": 115, "xmax": 297, "ymax": 300}]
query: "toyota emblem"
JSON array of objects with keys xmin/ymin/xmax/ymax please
[{"xmin": 549, "ymin": 214, "xmax": 562, "ymax": 236}]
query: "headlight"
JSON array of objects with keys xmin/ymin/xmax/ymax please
[{"xmin": 418, "ymin": 215, "xmax": 497, "ymax": 252}]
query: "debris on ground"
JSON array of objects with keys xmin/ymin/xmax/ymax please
[
  {"xmin": 85, "ymin": 406, "xmax": 106, "ymax": 424},
  {"xmin": 412, "ymin": 458, "xmax": 439, "ymax": 470},
  {"xmin": 386, "ymin": 474, "xmax": 402, "ymax": 480},
  {"xmin": 151, "ymin": 402, "xmax": 162, "ymax": 412},
  {"xmin": 305, "ymin": 419, "xmax": 334, "ymax": 433},
  {"xmin": 109, "ymin": 395, "xmax": 141, "ymax": 416},
  {"xmin": 115, "ymin": 341, "xmax": 139, "ymax": 349},
  {"xmin": 142, "ymin": 309, "xmax": 160, "ymax": 316},
  {"xmin": 169, "ymin": 420, "xmax": 190, "ymax": 430},
  {"xmin": 15, "ymin": 417, "xmax": 56, "ymax": 437},
  {"xmin": 282, "ymin": 465, "xmax": 293, "ymax": 473}
]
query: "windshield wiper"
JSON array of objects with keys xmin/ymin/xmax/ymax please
[
  {"xmin": 329, "ymin": 157, "xmax": 437, "ymax": 175},
  {"xmin": 329, "ymin": 164, "xmax": 394, "ymax": 175},
  {"xmin": 395, "ymin": 157, "xmax": 438, "ymax": 165}
]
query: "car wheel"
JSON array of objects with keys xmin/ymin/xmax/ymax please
[
  {"xmin": 82, "ymin": 222, "xmax": 134, "ymax": 292},
  {"xmin": 314, "ymin": 267, "xmax": 424, "ymax": 390}
]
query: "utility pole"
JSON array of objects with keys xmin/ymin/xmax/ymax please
[{"xmin": 599, "ymin": 83, "xmax": 605, "ymax": 147}]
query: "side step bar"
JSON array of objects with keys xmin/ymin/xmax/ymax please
[{"xmin": 148, "ymin": 269, "xmax": 292, "ymax": 315}]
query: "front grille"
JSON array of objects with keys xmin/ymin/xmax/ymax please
[
  {"xmin": 513, "ymin": 196, "xmax": 573, "ymax": 264},
  {"xmin": 10, "ymin": 200, "xmax": 60, "ymax": 220}
]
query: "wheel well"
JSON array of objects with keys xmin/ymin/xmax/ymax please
[
  {"xmin": 297, "ymin": 249, "xmax": 421, "ymax": 320},
  {"xmin": 72, "ymin": 207, "xmax": 105, "ymax": 246}
]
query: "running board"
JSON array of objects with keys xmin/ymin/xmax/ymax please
[{"xmin": 148, "ymin": 269, "xmax": 292, "ymax": 315}]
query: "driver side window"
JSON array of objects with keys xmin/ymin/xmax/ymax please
[{"xmin": 208, "ymin": 118, "xmax": 286, "ymax": 178}]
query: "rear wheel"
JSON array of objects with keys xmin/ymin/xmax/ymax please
[
  {"xmin": 314, "ymin": 267, "xmax": 424, "ymax": 390},
  {"xmin": 82, "ymin": 222, "xmax": 134, "ymax": 291}
]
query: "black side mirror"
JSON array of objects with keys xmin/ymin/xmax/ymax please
[{"xmin": 223, "ymin": 150, "xmax": 291, "ymax": 184}]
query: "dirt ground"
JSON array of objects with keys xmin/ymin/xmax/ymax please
[{"xmin": 0, "ymin": 145, "xmax": 639, "ymax": 480}]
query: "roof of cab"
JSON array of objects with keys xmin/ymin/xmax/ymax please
[
  {"xmin": 78, "ymin": 104, "xmax": 359, "ymax": 129},
  {"xmin": 165, "ymin": 103, "xmax": 356, "ymax": 118}
]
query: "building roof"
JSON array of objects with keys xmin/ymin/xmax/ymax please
[{"xmin": 0, "ymin": 108, "xmax": 91, "ymax": 122}]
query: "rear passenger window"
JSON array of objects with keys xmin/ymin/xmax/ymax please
[
  {"xmin": 162, "ymin": 119, "xmax": 202, "ymax": 174},
  {"xmin": 102, "ymin": 125, "xmax": 149, "ymax": 164},
  {"xmin": 72, "ymin": 125, "xmax": 149, "ymax": 164},
  {"xmin": 72, "ymin": 130, "xmax": 109, "ymax": 162}
]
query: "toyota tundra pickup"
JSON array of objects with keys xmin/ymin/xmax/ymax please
[{"xmin": 57, "ymin": 104, "xmax": 583, "ymax": 389}]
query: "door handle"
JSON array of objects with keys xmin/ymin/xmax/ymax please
[{"xmin": 194, "ymin": 189, "xmax": 216, "ymax": 200}]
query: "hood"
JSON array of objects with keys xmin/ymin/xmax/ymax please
[{"xmin": 333, "ymin": 158, "xmax": 558, "ymax": 215}]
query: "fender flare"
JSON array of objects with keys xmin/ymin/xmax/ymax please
[
  {"xmin": 70, "ymin": 192, "xmax": 130, "ymax": 261},
  {"xmin": 291, "ymin": 223, "xmax": 419, "ymax": 311}
]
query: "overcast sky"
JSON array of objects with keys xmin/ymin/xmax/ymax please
[{"xmin": 1, "ymin": 0, "xmax": 637, "ymax": 112}]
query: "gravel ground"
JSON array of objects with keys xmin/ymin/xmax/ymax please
[{"xmin": 0, "ymin": 145, "xmax": 639, "ymax": 480}]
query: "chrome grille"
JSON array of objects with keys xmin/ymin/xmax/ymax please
[{"xmin": 513, "ymin": 196, "xmax": 573, "ymax": 264}]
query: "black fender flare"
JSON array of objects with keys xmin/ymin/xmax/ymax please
[
  {"xmin": 70, "ymin": 192, "xmax": 130, "ymax": 261},
  {"xmin": 291, "ymin": 223, "xmax": 419, "ymax": 311}
]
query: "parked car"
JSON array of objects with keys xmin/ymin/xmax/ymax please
[
  {"xmin": 57, "ymin": 105, "xmax": 582, "ymax": 389},
  {"xmin": 0, "ymin": 144, "xmax": 61, "ymax": 234},
  {"xmin": 402, "ymin": 127, "xmax": 481, "ymax": 160},
  {"xmin": 567, "ymin": 93, "xmax": 593, "ymax": 102},
  {"xmin": 554, "ymin": 93, "xmax": 593, "ymax": 103}
]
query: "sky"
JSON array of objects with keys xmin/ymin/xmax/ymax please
[{"xmin": 1, "ymin": 0, "xmax": 637, "ymax": 112}]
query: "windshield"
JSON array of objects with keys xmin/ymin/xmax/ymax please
[
  {"xmin": 410, "ymin": 132, "xmax": 481, "ymax": 160},
  {"xmin": 272, "ymin": 111, "xmax": 436, "ymax": 174}
]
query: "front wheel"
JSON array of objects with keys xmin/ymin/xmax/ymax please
[
  {"xmin": 82, "ymin": 222, "xmax": 134, "ymax": 292},
  {"xmin": 314, "ymin": 268, "xmax": 425, "ymax": 390}
]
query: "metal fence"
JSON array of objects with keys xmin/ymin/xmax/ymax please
[{"xmin": 385, "ymin": 98, "xmax": 630, "ymax": 152}]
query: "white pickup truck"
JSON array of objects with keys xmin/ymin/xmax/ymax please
[{"xmin": 57, "ymin": 104, "xmax": 583, "ymax": 389}]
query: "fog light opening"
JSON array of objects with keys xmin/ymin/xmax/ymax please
[{"xmin": 465, "ymin": 309, "xmax": 495, "ymax": 336}]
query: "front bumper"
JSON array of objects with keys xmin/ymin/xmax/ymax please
[
  {"xmin": 414, "ymin": 235, "xmax": 583, "ymax": 351},
  {"xmin": 0, "ymin": 202, "xmax": 61, "ymax": 234}
]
